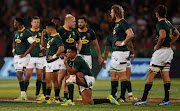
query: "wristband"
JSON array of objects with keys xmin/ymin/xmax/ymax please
[
  {"xmin": 104, "ymin": 60, "xmax": 107, "ymax": 63},
  {"xmin": 12, "ymin": 49, "xmax": 15, "ymax": 53},
  {"xmin": 52, "ymin": 54, "xmax": 57, "ymax": 59},
  {"xmin": 121, "ymin": 41, "xmax": 125, "ymax": 46},
  {"xmin": 131, "ymin": 54, "xmax": 135, "ymax": 56},
  {"xmin": 77, "ymin": 50, "xmax": 80, "ymax": 54}
]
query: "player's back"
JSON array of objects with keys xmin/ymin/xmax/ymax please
[{"xmin": 155, "ymin": 19, "xmax": 174, "ymax": 47}]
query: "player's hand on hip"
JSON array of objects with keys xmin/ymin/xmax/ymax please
[
  {"xmin": 20, "ymin": 54, "xmax": 26, "ymax": 58},
  {"xmin": 48, "ymin": 55, "xmax": 53, "ymax": 60},
  {"xmin": 115, "ymin": 41, "xmax": 123, "ymax": 46},
  {"xmin": 103, "ymin": 63, "xmax": 106, "ymax": 69},
  {"xmin": 98, "ymin": 57, "xmax": 103, "ymax": 65}
]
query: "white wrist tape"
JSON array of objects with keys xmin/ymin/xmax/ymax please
[
  {"xmin": 52, "ymin": 54, "xmax": 57, "ymax": 59},
  {"xmin": 121, "ymin": 41, "xmax": 125, "ymax": 46},
  {"xmin": 77, "ymin": 50, "xmax": 80, "ymax": 54},
  {"xmin": 27, "ymin": 37, "xmax": 35, "ymax": 44},
  {"xmin": 12, "ymin": 49, "xmax": 15, "ymax": 53},
  {"xmin": 104, "ymin": 60, "xmax": 107, "ymax": 63}
]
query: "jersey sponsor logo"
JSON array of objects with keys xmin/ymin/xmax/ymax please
[
  {"xmin": 66, "ymin": 38, "xmax": 74, "ymax": 43},
  {"xmin": 82, "ymin": 39, "xmax": 89, "ymax": 44},
  {"xmin": 15, "ymin": 39, "xmax": 22, "ymax": 43}
]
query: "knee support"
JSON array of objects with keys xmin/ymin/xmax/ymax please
[
  {"xmin": 16, "ymin": 67, "xmax": 24, "ymax": 72},
  {"xmin": 148, "ymin": 66, "xmax": 161, "ymax": 74},
  {"xmin": 161, "ymin": 66, "xmax": 170, "ymax": 72}
]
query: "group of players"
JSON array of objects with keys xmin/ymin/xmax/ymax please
[{"xmin": 12, "ymin": 4, "xmax": 179, "ymax": 106}]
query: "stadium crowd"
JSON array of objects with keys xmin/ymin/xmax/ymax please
[{"xmin": 0, "ymin": 0, "xmax": 180, "ymax": 57}]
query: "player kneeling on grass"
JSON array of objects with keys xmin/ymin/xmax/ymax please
[{"xmin": 61, "ymin": 46, "xmax": 119, "ymax": 106}]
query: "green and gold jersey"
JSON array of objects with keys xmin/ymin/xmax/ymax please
[
  {"xmin": 14, "ymin": 27, "xmax": 32, "ymax": 55},
  {"xmin": 46, "ymin": 33, "xmax": 64, "ymax": 62},
  {"xmin": 105, "ymin": 33, "xmax": 114, "ymax": 51},
  {"xmin": 112, "ymin": 19, "xmax": 130, "ymax": 51},
  {"xmin": 28, "ymin": 28, "xmax": 42, "ymax": 57},
  {"xmin": 67, "ymin": 56, "xmax": 94, "ymax": 77},
  {"xmin": 155, "ymin": 18, "xmax": 175, "ymax": 47},
  {"xmin": 77, "ymin": 28, "xmax": 96, "ymax": 55},
  {"xmin": 57, "ymin": 26, "xmax": 80, "ymax": 53}
]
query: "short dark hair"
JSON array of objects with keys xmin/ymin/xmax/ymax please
[
  {"xmin": 156, "ymin": 5, "xmax": 167, "ymax": 18},
  {"xmin": 31, "ymin": 16, "xmax": 40, "ymax": 21},
  {"xmin": 52, "ymin": 16, "xmax": 61, "ymax": 22},
  {"xmin": 67, "ymin": 45, "xmax": 77, "ymax": 54},
  {"xmin": 15, "ymin": 17, "xmax": 24, "ymax": 25},
  {"xmin": 46, "ymin": 22, "xmax": 56, "ymax": 29},
  {"xmin": 78, "ymin": 16, "xmax": 87, "ymax": 22}
]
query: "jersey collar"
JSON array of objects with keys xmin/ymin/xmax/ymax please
[
  {"xmin": 63, "ymin": 25, "xmax": 72, "ymax": 31},
  {"xmin": 51, "ymin": 33, "xmax": 59, "ymax": 36},
  {"xmin": 115, "ymin": 18, "xmax": 123, "ymax": 23},
  {"xmin": 70, "ymin": 54, "xmax": 77, "ymax": 61},
  {"xmin": 78, "ymin": 28, "xmax": 88, "ymax": 32},
  {"xmin": 159, "ymin": 18, "xmax": 166, "ymax": 21},
  {"xmin": 30, "ymin": 28, "xmax": 40, "ymax": 32},
  {"xmin": 18, "ymin": 27, "xmax": 25, "ymax": 32}
]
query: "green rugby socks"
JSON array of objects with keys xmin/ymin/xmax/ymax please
[
  {"xmin": 164, "ymin": 82, "xmax": 170, "ymax": 102},
  {"xmin": 111, "ymin": 79, "xmax": 118, "ymax": 98},
  {"xmin": 120, "ymin": 79, "xmax": 128, "ymax": 100},
  {"xmin": 24, "ymin": 80, "xmax": 29, "ymax": 92},
  {"xmin": 67, "ymin": 84, "xmax": 74, "ymax": 101},
  {"xmin": 141, "ymin": 83, "xmax": 152, "ymax": 101},
  {"xmin": 42, "ymin": 80, "xmax": 46, "ymax": 96},
  {"xmin": 36, "ymin": 79, "xmax": 42, "ymax": 96}
]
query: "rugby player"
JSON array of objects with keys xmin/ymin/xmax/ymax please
[
  {"xmin": 77, "ymin": 16, "xmax": 103, "ymax": 100},
  {"xmin": 38, "ymin": 22, "xmax": 64, "ymax": 103},
  {"xmin": 62, "ymin": 46, "xmax": 119, "ymax": 106},
  {"xmin": 25, "ymin": 16, "xmax": 45, "ymax": 100},
  {"xmin": 103, "ymin": 33, "xmax": 136, "ymax": 100},
  {"xmin": 134, "ymin": 5, "xmax": 180, "ymax": 105},
  {"xmin": 110, "ymin": 5, "xmax": 134, "ymax": 102},
  {"xmin": 13, "ymin": 17, "xmax": 37, "ymax": 100},
  {"xmin": 57, "ymin": 14, "xmax": 82, "ymax": 102}
]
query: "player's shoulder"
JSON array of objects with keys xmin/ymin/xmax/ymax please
[
  {"xmin": 57, "ymin": 27, "xmax": 64, "ymax": 32},
  {"xmin": 76, "ymin": 56, "xmax": 84, "ymax": 61},
  {"xmin": 88, "ymin": 28, "xmax": 95, "ymax": 33}
]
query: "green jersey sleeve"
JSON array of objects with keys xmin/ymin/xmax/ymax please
[
  {"xmin": 55, "ymin": 35, "xmax": 64, "ymax": 47},
  {"xmin": 121, "ymin": 20, "xmax": 130, "ymax": 32},
  {"xmin": 91, "ymin": 29, "xmax": 96, "ymax": 40},
  {"xmin": 72, "ymin": 59, "xmax": 81, "ymax": 70},
  {"xmin": 75, "ymin": 31, "xmax": 80, "ymax": 42}
]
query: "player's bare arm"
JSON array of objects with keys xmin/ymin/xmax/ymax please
[
  {"xmin": 103, "ymin": 46, "xmax": 110, "ymax": 69},
  {"xmin": 170, "ymin": 28, "xmax": 180, "ymax": 45},
  {"xmin": 93, "ymin": 39, "xmax": 103, "ymax": 64},
  {"xmin": 41, "ymin": 29, "xmax": 47, "ymax": 48},
  {"xmin": 154, "ymin": 29, "xmax": 166, "ymax": 51},
  {"xmin": 12, "ymin": 40, "xmax": 16, "ymax": 56},
  {"xmin": 76, "ymin": 39, "xmax": 82, "ymax": 53},
  {"xmin": 126, "ymin": 41, "xmax": 135, "ymax": 62},
  {"xmin": 48, "ymin": 46, "xmax": 64, "ymax": 60},
  {"xmin": 115, "ymin": 28, "xmax": 134, "ymax": 46},
  {"xmin": 64, "ymin": 56, "xmax": 78, "ymax": 75}
]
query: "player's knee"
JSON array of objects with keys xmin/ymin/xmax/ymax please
[{"xmin": 148, "ymin": 66, "xmax": 161, "ymax": 74}]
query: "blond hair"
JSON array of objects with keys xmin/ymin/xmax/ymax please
[
  {"xmin": 111, "ymin": 5, "xmax": 124, "ymax": 18},
  {"xmin": 64, "ymin": 14, "xmax": 75, "ymax": 23}
]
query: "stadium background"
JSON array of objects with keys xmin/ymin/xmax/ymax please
[{"xmin": 0, "ymin": 0, "xmax": 180, "ymax": 78}]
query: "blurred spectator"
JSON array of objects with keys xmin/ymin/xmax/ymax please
[{"xmin": 0, "ymin": 0, "xmax": 180, "ymax": 58}]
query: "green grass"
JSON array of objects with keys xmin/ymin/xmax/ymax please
[{"xmin": 0, "ymin": 78, "xmax": 180, "ymax": 111}]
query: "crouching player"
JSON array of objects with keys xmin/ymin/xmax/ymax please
[{"xmin": 62, "ymin": 46, "xmax": 119, "ymax": 106}]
